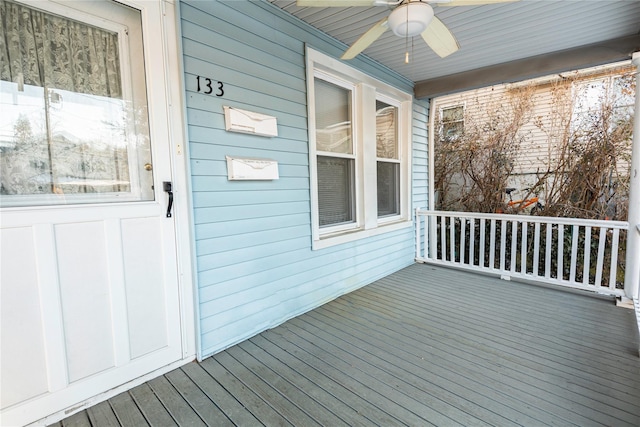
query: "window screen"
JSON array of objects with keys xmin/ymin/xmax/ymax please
[
  {"xmin": 317, "ymin": 156, "xmax": 354, "ymax": 226},
  {"xmin": 376, "ymin": 100, "xmax": 399, "ymax": 217}
]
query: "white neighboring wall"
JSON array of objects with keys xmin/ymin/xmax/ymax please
[{"xmin": 430, "ymin": 61, "xmax": 635, "ymax": 196}]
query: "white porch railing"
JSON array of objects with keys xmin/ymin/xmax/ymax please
[{"xmin": 416, "ymin": 209, "xmax": 629, "ymax": 297}]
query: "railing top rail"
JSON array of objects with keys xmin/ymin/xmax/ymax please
[{"xmin": 416, "ymin": 209, "xmax": 629, "ymax": 230}]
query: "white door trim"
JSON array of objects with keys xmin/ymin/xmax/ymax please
[
  {"xmin": 111, "ymin": 0, "xmax": 197, "ymax": 367},
  {"xmin": 153, "ymin": 0, "xmax": 198, "ymax": 361}
]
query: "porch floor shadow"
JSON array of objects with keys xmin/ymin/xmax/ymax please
[{"xmin": 52, "ymin": 264, "xmax": 640, "ymax": 427}]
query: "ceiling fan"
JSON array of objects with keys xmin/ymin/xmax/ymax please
[{"xmin": 296, "ymin": 0, "xmax": 518, "ymax": 61}]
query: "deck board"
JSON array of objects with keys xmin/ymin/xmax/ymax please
[
  {"xmin": 328, "ymin": 286, "xmax": 634, "ymax": 425},
  {"xmin": 314, "ymin": 302, "xmax": 550, "ymax": 426},
  {"xmin": 288, "ymin": 314, "xmax": 496, "ymax": 426},
  {"xmin": 60, "ymin": 410, "xmax": 91, "ymax": 427},
  {"xmin": 333, "ymin": 296, "xmax": 633, "ymax": 420},
  {"xmin": 199, "ymin": 356, "xmax": 293, "ymax": 426},
  {"xmin": 145, "ymin": 375, "xmax": 205, "ymax": 427},
  {"xmin": 247, "ymin": 334, "xmax": 402, "ymax": 426},
  {"xmin": 212, "ymin": 349, "xmax": 322, "ymax": 426},
  {"xmin": 225, "ymin": 344, "xmax": 350, "ymax": 426},
  {"xmin": 283, "ymin": 321, "xmax": 464, "ymax": 426},
  {"xmin": 259, "ymin": 329, "xmax": 433, "ymax": 426},
  {"xmin": 231, "ymin": 341, "xmax": 371, "ymax": 427},
  {"xmin": 351, "ymin": 283, "xmax": 640, "ymax": 390},
  {"xmin": 53, "ymin": 264, "xmax": 640, "ymax": 427},
  {"xmin": 86, "ymin": 401, "xmax": 119, "ymax": 427},
  {"xmin": 380, "ymin": 270, "xmax": 638, "ymax": 418},
  {"xmin": 129, "ymin": 383, "xmax": 177, "ymax": 427},
  {"xmin": 165, "ymin": 367, "xmax": 234, "ymax": 427},
  {"xmin": 180, "ymin": 362, "xmax": 261, "ymax": 426},
  {"xmin": 108, "ymin": 392, "xmax": 148, "ymax": 426}
]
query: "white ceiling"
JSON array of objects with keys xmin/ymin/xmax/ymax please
[{"xmin": 269, "ymin": 0, "xmax": 640, "ymax": 95}]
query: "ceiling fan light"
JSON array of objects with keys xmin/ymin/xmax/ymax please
[{"xmin": 388, "ymin": 2, "xmax": 434, "ymax": 37}]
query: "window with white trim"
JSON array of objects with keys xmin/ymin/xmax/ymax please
[
  {"xmin": 306, "ymin": 48, "xmax": 412, "ymax": 249},
  {"xmin": 573, "ymin": 73, "xmax": 635, "ymax": 133},
  {"xmin": 376, "ymin": 99, "xmax": 400, "ymax": 218},
  {"xmin": 440, "ymin": 105, "xmax": 464, "ymax": 140}
]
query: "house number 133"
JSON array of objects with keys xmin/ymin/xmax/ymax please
[{"xmin": 196, "ymin": 76, "xmax": 224, "ymax": 96}]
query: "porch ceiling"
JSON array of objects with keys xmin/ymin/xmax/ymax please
[{"xmin": 268, "ymin": 0, "xmax": 640, "ymax": 98}]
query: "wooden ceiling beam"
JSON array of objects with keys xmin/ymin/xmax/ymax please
[{"xmin": 414, "ymin": 34, "xmax": 640, "ymax": 100}]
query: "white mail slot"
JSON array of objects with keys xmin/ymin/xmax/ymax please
[
  {"xmin": 223, "ymin": 106, "xmax": 278, "ymax": 137},
  {"xmin": 226, "ymin": 156, "xmax": 279, "ymax": 180}
]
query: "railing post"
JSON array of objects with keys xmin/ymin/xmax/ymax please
[
  {"xmin": 624, "ymin": 52, "xmax": 640, "ymax": 300},
  {"xmin": 415, "ymin": 208, "xmax": 422, "ymax": 260},
  {"xmin": 429, "ymin": 214, "xmax": 437, "ymax": 261}
]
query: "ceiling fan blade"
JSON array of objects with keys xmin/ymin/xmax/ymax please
[
  {"xmin": 436, "ymin": 0, "xmax": 518, "ymax": 6},
  {"xmin": 341, "ymin": 18, "xmax": 388, "ymax": 60},
  {"xmin": 421, "ymin": 16, "xmax": 459, "ymax": 58},
  {"xmin": 296, "ymin": 0, "xmax": 376, "ymax": 7}
]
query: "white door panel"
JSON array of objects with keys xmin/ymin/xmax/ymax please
[
  {"xmin": 0, "ymin": 1, "xmax": 184, "ymax": 425},
  {"xmin": 121, "ymin": 217, "xmax": 172, "ymax": 359},
  {"xmin": 1, "ymin": 214, "xmax": 182, "ymax": 423},
  {"xmin": 0, "ymin": 227, "xmax": 50, "ymax": 408},
  {"xmin": 56, "ymin": 221, "xmax": 116, "ymax": 382}
]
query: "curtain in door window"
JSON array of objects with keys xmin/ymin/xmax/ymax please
[
  {"xmin": 0, "ymin": 0, "xmax": 141, "ymax": 202},
  {"xmin": 0, "ymin": 0, "xmax": 121, "ymax": 97}
]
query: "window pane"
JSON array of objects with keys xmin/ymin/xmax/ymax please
[
  {"xmin": 314, "ymin": 78, "xmax": 352, "ymax": 154},
  {"xmin": 0, "ymin": 1, "xmax": 152, "ymax": 206},
  {"xmin": 376, "ymin": 100, "xmax": 397, "ymax": 159},
  {"xmin": 441, "ymin": 105, "xmax": 464, "ymax": 139},
  {"xmin": 613, "ymin": 75, "xmax": 635, "ymax": 106},
  {"xmin": 443, "ymin": 121, "xmax": 464, "ymax": 139},
  {"xmin": 317, "ymin": 156, "xmax": 354, "ymax": 227},
  {"xmin": 612, "ymin": 74, "xmax": 635, "ymax": 126},
  {"xmin": 377, "ymin": 161, "xmax": 399, "ymax": 217},
  {"xmin": 442, "ymin": 106, "xmax": 463, "ymax": 122}
]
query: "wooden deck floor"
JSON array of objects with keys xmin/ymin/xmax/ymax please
[{"xmin": 53, "ymin": 264, "xmax": 640, "ymax": 427}]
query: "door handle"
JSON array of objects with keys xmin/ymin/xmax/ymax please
[{"xmin": 163, "ymin": 181, "xmax": 173, "ymax": 218}]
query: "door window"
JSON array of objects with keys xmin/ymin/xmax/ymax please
[{"xmin": 0, "ymin": 0, "xmax": 153, "ymax": 207}]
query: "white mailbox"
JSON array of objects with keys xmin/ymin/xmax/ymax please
[
  {"xmin": 223, "ymin": 106, "xmax": 278, "ymax": 137},
  {"xmin": 226, "ymin": 156, "xmax": 279, "ymax": 181}
]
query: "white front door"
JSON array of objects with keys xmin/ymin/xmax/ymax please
[{"xmin": 0, "ymin": 1, "xmax": 185, "ymax": 425}]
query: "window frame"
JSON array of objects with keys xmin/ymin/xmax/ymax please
[
  {"xmin": 306, "ymin": 47, "xmax": 412, "ymax": 250},
  {"xmin": 571, "ymin": 72, "xmax": 636, "ymax": 135},
  {"xmin": 375, "ymin": 95, "xmax": 402, "ymax": 221},
  {"xmin": 439, "ymin": 104, "xmax": 465, "ymax": 141},
  {"xmin": 312, "ymin": 72, "xmax": 359, "ymax": 233}
]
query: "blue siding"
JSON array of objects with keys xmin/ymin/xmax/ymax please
[
  {"xmin": 180, "ymin": 0, "xmax": 428, "ymax": 357},
  {"xmin": 413, "ymin": 100, "xmax": 430, "ymax": 209}
]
